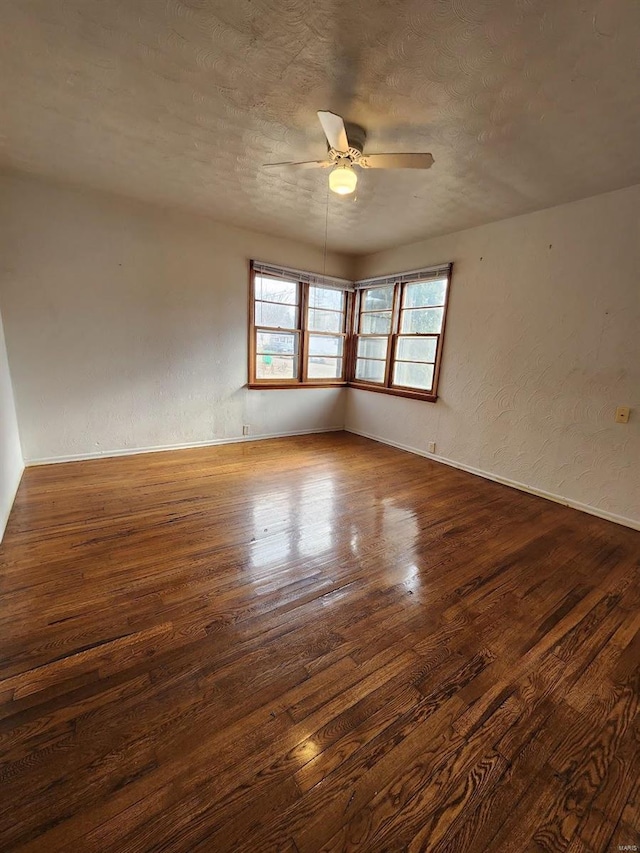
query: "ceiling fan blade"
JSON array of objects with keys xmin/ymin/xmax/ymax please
[
  {"xmin": 360, "ymin": 153, "xmax": 434, "ymax": 170},
  {"xmin": 317, "ymin": 111, "xmax": 349, "ymax": 153},
  {"xmin": 263, "ymin": 160, "xmax": 331, "ymax": 169}
]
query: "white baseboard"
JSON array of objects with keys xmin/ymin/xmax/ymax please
[
  {"xmin": 23, "ymin": 425, "xmax": 640, "ymax": 532},
  {"xmin": 26, "ymin": 426, "xmax": 344, "ymax": 467},
  {"xmin": 345, "ymin": 427, "xmax": 640, "ymax": 532}
]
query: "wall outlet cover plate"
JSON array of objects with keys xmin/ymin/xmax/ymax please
[{"xmin": 615, "ymin": 406, "xmax": 630, "ymax": 424}]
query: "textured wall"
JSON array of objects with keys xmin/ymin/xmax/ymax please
[
  {"xmin": 0, "ymin": 309, "xmax": 23, "ymax": 540},
  {"xmin": 1, "ymin": 170, "xmax": 638, "ymax": 528},
  {"xmin": 348, "ymin": 185, "xmax": 640, "ymax": 527},
  {"xmin": 0, "ymin": 173, "xmax": 350, "ymax": 462}
]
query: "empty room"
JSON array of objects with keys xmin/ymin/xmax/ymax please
[{"xmin": 0, "ymin": 1, "xmax": 639, "ymax": 851}]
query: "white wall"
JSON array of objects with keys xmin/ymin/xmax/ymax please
[
  {"xmin": 0, "ymin": 308, "xmax": 23, "ymax": 541},
  {"xmin": 0, "ymin": 173, "xmax": 352, "ymax": 462},
  {"xmin": 348, "ymin": 185, "xmax": 640, "ymax": 529},
  {"xmin": 1, "ymin": 171, "xmax": 638, "ymax": 530}
]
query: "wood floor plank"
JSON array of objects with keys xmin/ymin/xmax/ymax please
[{"xmin": 0, "ymin": 432, "xmax": 638, "ymax": 851}]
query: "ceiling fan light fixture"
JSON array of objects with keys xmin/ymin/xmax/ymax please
[{"xmin": 329, "ymin": 163, "xmax": 357, "ymax": 195}]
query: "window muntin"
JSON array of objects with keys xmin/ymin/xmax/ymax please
[
  {"xmin": 254, "ymin": 275, "xmax": 299, "ymax": 334},
  {"xmin": 354, "ymin": 285, "xmax": 395, "ymax": 385},
  {"xmin": 392, "ymin": 278, "xmax": 447, "ymax": 394},
  {"xmin": 308, "ymin": 334, "xmax": 344, "ymax": 357},
  {"xmin": 250, "ymin": 268, "xmax": 350, "ymax": 386},
  {"xmin": 400, "ymin": 307, "xmax": 444, "ymax": 334},
  {"xmin": 355, "ymin": 358, "xmax": 387, "ymax": 384},
  {"xmin": 356, "ymin": 337, "xmax": 388, "ymax": 360},
  {"xmin": 308, "ymin": 308, "xmax": 344, "ymax": 333},
  {"xmin": 250, "ymin": 263, "xmax": 451, "ymax": 400},
  {"xmin": 308, "ymin": 286, "xmax": 345, "ymax": 312},
  {"xmin": 360, "ymin": 312, "xmax": 393, "ymax": 334},
  {"xmin": 307, "ymin": 357, "xmax": 345, "ymax": 380},
  {"xmin": 351, "ymin": 272, "xmax": 450, "ymax": 399},
  {"xmin": 392, "ymin": 360, "xmax": 434, "ymax": 390},
  {"xmin": 362, "ymin": 287, "xmax": 394, "ymax": 312},
  {"xmin": 304, "ymin": 285, "xmax": 348, "ymax": 382},
  {"xmin": 395, "ymin": 336, "xmax": 437, "ymax": 362},
  {"xmin": 253, "ymin": 274, "xmax": 300, "ymax": 382},
  {"xmin": 403, "ymin": 279, "xmax": 447, "ymax": 308},
  {"xmin": 255, "ymin": 331, "xmax": 299, "ymax": 380}
]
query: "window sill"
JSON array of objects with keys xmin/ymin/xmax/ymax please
[
  {"xmin": 247, "ymin": 381, "xmax": 436, "ymax": 401},
  {"xmin": 348, "ymin": 382, "xmax": 437, "ymax": 403},
  {"xmin": 247, "ymin": 382, "xmax": 348, "ymax": 390}
]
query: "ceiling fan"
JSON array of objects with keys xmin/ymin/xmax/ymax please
[{"xmin": 264, "ymin": 111, "xmax": 434, "ymax": 196}]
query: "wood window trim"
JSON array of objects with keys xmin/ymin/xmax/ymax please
[
  {"xmin": 351, "ymin": 270, "xmax": 451, "ymax": 401},
  {"xmin": 349, "ymin": 382, "xmax": 438, "ymax": 403},
  {"xmin": 248, "ymin": 262, "xmax": 451, "ymax": 401},
  {"xmin": 248, "ymin": 382, "xmax": 348, "ymax": 390},
  {"xmin": 249, "ymin": 262, "xmax": 352, "ymax": 387}
]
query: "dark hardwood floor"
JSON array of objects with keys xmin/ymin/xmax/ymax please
[{"xmin": 0, "ymin": 432, "xmax": 638, "ymax": 852}]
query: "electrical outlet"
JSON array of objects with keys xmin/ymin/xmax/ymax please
[
  {"xmin": 428, "ymin": 441, "xmax": 436, "ymax": 454},
  {"xmin": 242, "ymin": 425, "xmax": 250, "ymax": 436},
  {"xmin": 615, "ymin": 406, "xmax": 630, "ymax": 424}
]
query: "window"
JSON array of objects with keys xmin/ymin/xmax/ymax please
[
  {"xmin": 351, "ymin": 266, "xmax": 451, "ymax": 401},
  {"xmin": 249, "ymin": 262, "xmax": 351, "ymax": 387},
  {"xmin": 306, "ymin": 286, "xmax": 348, "ymax": 381},
  {"xmin": 249, "ymin": 260, "xmax": 452, "ymax": 401},
  {"xmin": 354, "ymin": 285, "xmax": 394, "ymax": 385},
  {"xmin": 253, "ymin": 274, "xmax": 300, "ymax": 381}
]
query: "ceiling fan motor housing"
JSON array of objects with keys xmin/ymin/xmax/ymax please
[
  {"xmin": 344, "ymin": 122, "xmax": 366, "ymax": 155},
  {"xmin": 325, "ymin": 121, "xmax": 367, "ymax": 160},
  {"xmin": 328, "ymin": 122, "xmax": 366, "ymax": 167}
]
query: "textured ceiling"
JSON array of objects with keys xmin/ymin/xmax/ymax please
[{"xmin": 1, "ymin": 0, "xmax": 640, "ymax": 254}]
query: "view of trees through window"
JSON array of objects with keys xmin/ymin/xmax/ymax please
[
  {"xmin": 254, "ymin": 275, "xmax": 300, "ymax": 380},
  {"xmin": 353, "ymin": 275, "xmax": 449, "ymax": 397},
  {"xmin": 250, "ymin": 264, "xmax": 451, "ymax": 399},
  {"xmin": 307, "ymin": 286, "xmax": 346, "ymax": 379},
  {"xmin": 252, "ymin": 273, "xmax": 348, "ymax": 383}
]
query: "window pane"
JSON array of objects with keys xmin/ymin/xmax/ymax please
[
  {"xmin": 308, "ymin": 308, "xmax": 343, "ymax": 333},
  {"xmin": 357, "ymin": 337, "xmax": 388, "ymax": 360},
  {"xmin": 255, "ymin": 301, "xmax": 297, "ymax": 329},
  {"xmin": 256, "ymin": 355, "xmax": 298, "ymax": 380},
  {"xmin": 355, "ymin": 358, "xmax": 386, "ymax": 383},
  {"xmin": 256, "ymin": 331, "xmax": 298, "ymax": 355},
  {"xmin": 308, "ymin": 335, "xmax": 343, "ymax": 357},
  {"xmin": 361, "ymin": 312, "xmax": 392, "ymax": 334},
  {"xmin": 255, "ymin": 275, "xmax": 298, "ymax": 305},
  {"xmin": 400, "ymin": 307, "xmax": 444, "ymax": 334},
  {"xmin": 362, "ymin": 287, "xmax": 394, "ymax": 311},
  {"xmin": 309, "ymin": 286, "xmax": 344, "ymax": 311},
  {"xmin": 395, "ymin": 336, "xmax": 437, "ymax": 362},
  {"xmin": 307, "ymin": 357, "xmax": 343, "ymax": 379},
  {"xmin": 403, "ymin": 279, "xmax": 447, "ymax": 308},
  {"xmin": 393, "ymin": 361, "xmax": 434, "ymax": 391}
]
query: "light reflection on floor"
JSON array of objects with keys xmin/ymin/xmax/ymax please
[{"xmin": 247, "ymin": 477, "xmax": 422, "ymax": 598}]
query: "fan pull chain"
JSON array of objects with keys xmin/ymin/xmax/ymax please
[{"xmin": 323, "ymin": 180, "xmax": 330, "ymax": 278}]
